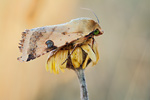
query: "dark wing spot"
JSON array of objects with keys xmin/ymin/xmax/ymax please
[
  {"xmin": 45, "ymin": 40, "xmax": 54, "ymax": 48},
  {"xmin": 27, "ymin": 54, "xmax": 36, "ymax": 61},
  {"xmin": 62, "ymin": 32, "xmax": 66, "ymax": 35}
]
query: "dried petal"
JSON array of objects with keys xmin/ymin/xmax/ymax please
[
  {"xmin": 70, "ymin": 47, "xmax": 83, "ymax": 68},
  {"xmin": 46, "ymin": 50, "xmax": 68, "ymax": 73},
  {"xmin": 82, "ymin": 55, "xmax": 90, "ymax": 69},
  {"xmin": 81, "ymin": 45, "xmax": 96, "ymax": 62},
  {"xmin": 45, "ymin": 62, "xmax": 49, "ymax": 72},
  {"xmin": 54, "ymin": 53, "xmax": 60, "ymax": 74},
  {"xmin": 92, "ymin": 41, "xmax": 99, "ymax": 65},
  {"xmin": 59, "ymin": 50, "xmax": 68, "ymax": 69},
  {"xmin": 52, "ymin": 55, "xmax": 58, "ymax": 74},
  {"xmin": 48, "ymin": 56, "xmax": 53, "ymax": 73}
]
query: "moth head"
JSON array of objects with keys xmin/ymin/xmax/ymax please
[
  {"xmin": 93, "ymin": 23, "xmax": 104, "ymax": 36},
  {"xmin": 86, "ymin": 19, "xmax": 104, "ymax": 36},
  {"xmin": 70, "ymin": 18, "xmax": 103, "ymax": 36},
  {"xmin": 92, "ymin": 29, "xmax": 102, "ymax": 36}
]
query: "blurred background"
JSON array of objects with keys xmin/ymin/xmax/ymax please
[{"xmin": 0, "ymin": 0, "xmax": 150, "ymax": 100}]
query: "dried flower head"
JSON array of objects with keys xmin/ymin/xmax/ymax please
[{"xmin": 46, "ymin": 38, "xmax": 99, "ymax": 74}]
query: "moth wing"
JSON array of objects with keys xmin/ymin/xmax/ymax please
[{"xmin": 18, "ymin": 25, "xmax": 83, "ymax": 62}]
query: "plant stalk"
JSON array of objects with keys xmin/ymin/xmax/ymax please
[{"xmin": 75, "ymin": 68, "xmax": 89, "ymax": 100}]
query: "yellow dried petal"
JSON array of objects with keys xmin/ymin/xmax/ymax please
[
  {"xmin": 92, "ymin": 41, "xmax": 99, "ymax": 65},
  {"xmin": 70, "ymin": 47, "xmax": 83, "ymax": 68},
  {"xmin": 48, "ymin": 56, "xmax": 53, "ymax": 73},
  {"xmin": 46, "ymin": 50, "xmax": 68, "ymax": 74},
  {"xmin": 82, "ymin": 55, "xmax": 90, "ymax": 69},
  {"xmin": 60, "ymin": 50, "xmax": 68, "ymax": 69},
  {"xmin": 52, "ymin": 55, "xmax": 58, "ymax": 74},
  {"xmin": 54, "ymin": 53, "xmax": 60, "ymax": 74},
  {"xmin": 45, "ymin": 62, "xmax": 49, "ymax": 72},
  {"xmin": 55, "ymin": 51, "xmax": 61, "ymax": 68},
  {"xmin": 81, "ymin": 45, "xmax": 96, "ymax": 62}
]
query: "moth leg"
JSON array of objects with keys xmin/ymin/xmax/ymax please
[
  {"xmin": 92, "ymin": 37, "xmax": 95, "ymax": 48},
  {"xmin": 61, "ymin": 44, "xmax": 79, "ymax": 65}
]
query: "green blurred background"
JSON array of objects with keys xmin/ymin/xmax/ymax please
[{"xmin": 0, "ymin": 0, "xmax": 150, "ymax": 100}]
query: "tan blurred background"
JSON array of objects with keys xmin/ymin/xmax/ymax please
[{"xmin": 0, "ymin": 0, "xmax": 150, "ymax": 100}]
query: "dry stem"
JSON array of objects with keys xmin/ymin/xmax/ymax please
[{"xmin": 75, "ymin": 68, "xmax": 89, "ymax": 100}]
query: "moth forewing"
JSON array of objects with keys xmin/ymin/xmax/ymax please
[{"xmin": 18, "ymin": 17, "xmax": 102, "ymax": 62}]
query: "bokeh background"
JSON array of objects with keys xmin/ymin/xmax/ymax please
[{"xmin": 0, "ymin": 0, "xmax": 150, "ymax": 100}]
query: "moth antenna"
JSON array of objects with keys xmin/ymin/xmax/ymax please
[{"xmin": 81, "ymin": 8, "xmax": 100, "ymax": 24}]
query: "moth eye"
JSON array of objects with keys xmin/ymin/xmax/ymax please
[
  {"xmin": 45, "ymin": 40, "xmax": 54, "ymax": 48},
  {"xmin": 93, "ymin": 29, "xmax": 100, "ymax": 35}
]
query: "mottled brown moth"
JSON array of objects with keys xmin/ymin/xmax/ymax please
[{"xmin": 18, "ymin": 18, "xmax": 103, "ymax": 62}]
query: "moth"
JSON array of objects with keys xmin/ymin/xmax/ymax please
[{"xmin": 18, "ymin": 17, "xmax": 103, "ymax": 62}]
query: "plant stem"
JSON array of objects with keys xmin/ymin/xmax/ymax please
[{"xmin": 75, "ymin": 68, "xmax": 89, "ymax": 100}]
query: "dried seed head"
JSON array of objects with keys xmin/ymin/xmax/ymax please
[{"xmin": 46, "ymin": 39, "xmax": 99, "ymax": 74}]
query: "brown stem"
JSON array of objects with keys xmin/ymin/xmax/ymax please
[{"xmin": 75, "ymin": 68, "xmax": 89, "ymax": 100}]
